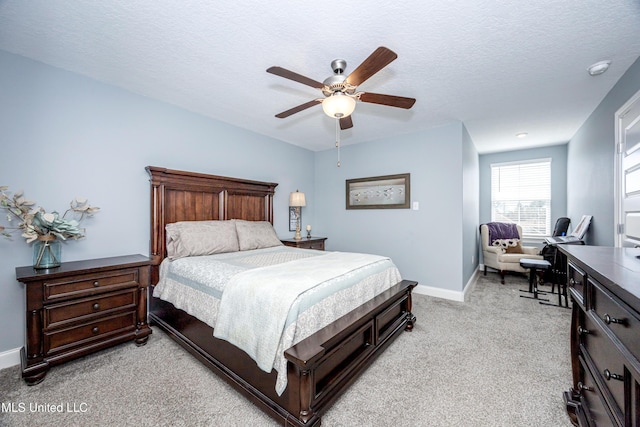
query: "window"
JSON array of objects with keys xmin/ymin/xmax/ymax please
[{"xmin": 491, "ymin": 159, "xmax": 551, "ymax": 237}]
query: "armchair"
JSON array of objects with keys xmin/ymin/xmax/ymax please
[{"xmin": 480, "ymin": 223, "xmax": 542, "ymax": 284}]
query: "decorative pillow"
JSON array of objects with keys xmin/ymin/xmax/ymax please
[
  {"xmin": 235, "ymin": 220, "xmax": 283, "ymax": 251},
  {"xmin": 505, "ymin": 240, "xmax": 524, "ymax": 254},
  {"xmin": 492, "ymin": 238, "xmax": 522, "ymax": 254},
  {"xmin": 166, "ymin": 220, "xmax": 239, "ymax": 260}
]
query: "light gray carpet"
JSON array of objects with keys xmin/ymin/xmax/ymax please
[{"xmin": 0, "ymin": 272, "xmax": 573, "ymax": 427}]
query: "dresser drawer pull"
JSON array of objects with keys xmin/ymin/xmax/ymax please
[
  {"xmin": 578, "ymin": 326, "xmax": 590, "ymax": 335},
  {"xmin": 577, "ymin": 382, "xmax": 592, "ymax": 392},
  {"xmin": 93, "ymin": 281, "xmax": 100, "ymax": 287},
  {"xmin": 603, "ymin": 369, "xmax": 623, "ymax": 382},
  {"xmin": 92, "ymin": 327, "xmax": 99, "ymax": 334},
  {"xmin": 603, "ymin": 314, "xmax": 624, "ymax": 325},
  {"xmin": 93, "ymin": 303, "xmax": 100, "ymax": 310}
]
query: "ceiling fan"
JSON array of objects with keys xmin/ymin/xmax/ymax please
[{"xmin": 267, "ymin": 46, "xmax": 416, "ymax": 130}]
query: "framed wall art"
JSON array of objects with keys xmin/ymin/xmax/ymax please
[{"xmin": 346, "ymin": 173, "xmax": 410, "ymax": 209}]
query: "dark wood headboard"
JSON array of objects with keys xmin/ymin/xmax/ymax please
[{"xmin": 146, "ymin": 166, "xmax": 278, "ymax": 277}]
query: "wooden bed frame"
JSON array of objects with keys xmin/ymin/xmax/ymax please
[{"xmin": 146, "ymin": 166, "xmax": 417, "ymax": 427}]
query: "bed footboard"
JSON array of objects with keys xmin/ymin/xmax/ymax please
[
  {"xmin": 284, "ymin": 279, "xmax": 416, "ymax": 425},
  {"xmin": 149, "ymin": 279, "xmax": 416, "ymax": 427}
]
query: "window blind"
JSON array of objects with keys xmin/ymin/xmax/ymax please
[{"xmin": 491, "ymin": 159, "xmax": 551, "ymax": 237}]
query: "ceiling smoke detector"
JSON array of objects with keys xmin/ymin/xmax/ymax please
[{"xmin": 587, "ymin": 60, "xmax": 611, "ymax": 76}]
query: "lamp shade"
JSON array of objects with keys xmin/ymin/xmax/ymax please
[
  {"xmin": 289, "ymin": 190, "xmax": 306, "ymax": 207},
  {"xmin": 322, "ymin": 93, "xmax": 356, "ymax": 118}
]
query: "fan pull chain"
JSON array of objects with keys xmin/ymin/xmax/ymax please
[{"xmin": 335, "ymin": 117, "xmax": 341, "ymax": 167}]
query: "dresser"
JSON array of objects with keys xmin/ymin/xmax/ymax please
[
  {"xmin": 559, "ymin": 245, "xmax": 640, "ymax": 426},
  {"xmin": 280, "ymin": 236, "xmax": 327, "ymax": 250},
  {"xmin": 15, "ymin": 254, "xmax": 152, "ymax": 385}
]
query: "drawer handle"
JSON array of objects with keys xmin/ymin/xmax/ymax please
[
  {"xmin": 578, "ymin": 326, "xmax": 590, "ymax": 335},
  {"xmin": 93, "ymin": 303, "xmax": 100, "ymax": 310},
  {"xmin": 92, "ymin": 327, "xmax": 99, "ymax": 334},
  {"xmin": 603, "ymin": 314, "xmax": 624, "ymax": 325},
  {"xmin": 603, "ymin": 369, "xmax": 623, "ymax": 382},
  {"xmin": 569, "ymin": 278, "xmax": 575, "ymax": 285},
  {"xmin": 93, "ymin": 281, "xmax": 100, "ymax": 287},
  {"xmin": 577, "ymin": 382, "xmax": 592, "ymax": 392}
]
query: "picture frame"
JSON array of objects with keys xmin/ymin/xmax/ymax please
[
  {"xmin": 346, "ymin": 173, "xmax": 410, "ymax": 209},
  {"xmin": 289, "ymin": 206, "xmax": 299, "ymax": 231}
]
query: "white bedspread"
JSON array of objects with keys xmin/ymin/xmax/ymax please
[{"xmin": 213, "ymin": 252, "xmax": 392, "ymax": 374}]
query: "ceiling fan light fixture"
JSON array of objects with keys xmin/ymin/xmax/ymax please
[{"xmin": 322, "ymin": 93, "xmax": 356, "ymax": 118}]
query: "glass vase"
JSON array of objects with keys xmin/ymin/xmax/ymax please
[{"xmin": 33, "ymin": 235, "xmax": 61, "ymax": 269}]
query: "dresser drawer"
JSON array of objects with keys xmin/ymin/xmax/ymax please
[
  {"xmin": 578, "ymin": 356, "xmax": 617, "ymax": 427},
  {"xmin": 582, "ymin": 313, "xmax": 626, "ymax": 420},
  {"xmin": 44, "ymin": 311, "xmax": 137, "ymax": 355},
  {"xmin": 568, "ymin": 261, "xmax": 587, "ymax": 306},
  {"xmin": 44, "ymin": 289, "xmax": 137, "ymax": 329},
  {"xmin": 43, "ymin": 269, "xmax": 140, "ymax": 302},
  {"xmin": 591, "ymin": 278, "xmax": 640, "ymax": 358}
]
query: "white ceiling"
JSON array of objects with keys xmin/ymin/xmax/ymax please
[{"xmin": 1, "ymin": 1, "xmax": 639, "ymax": 153}]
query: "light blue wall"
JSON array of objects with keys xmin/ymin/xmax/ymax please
[
  {"xmin": 0, "ymin": 50, "xmax": 315, "ymax": 354},
  {"xmin": 567, "ymin": 57, "xmax": 640, "ymax": 246},
  {"xmin": 479, "ymin": 144, "xmax": 569, "ymax": 250},
  {"xmin": 462, "ymin": 125, "xmax": 480, "ymax": 283},
  {"xmin": 314, "ymin": 122, "xmax": 472, "ymax": 294}
]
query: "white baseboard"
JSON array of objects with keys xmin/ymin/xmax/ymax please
[
  {"xmin": 0, "ymin": 347, "xmax": 21, "ymax": 370},
  {"xmin": 413, "ymin": 267, "xmax": 481, "ymax": 302}
]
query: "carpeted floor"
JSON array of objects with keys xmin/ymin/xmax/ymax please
[{"xmin": 0, "ymin": 271, "xmax": 574, "ymax": 427}]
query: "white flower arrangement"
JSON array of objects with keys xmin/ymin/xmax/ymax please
[{"xmin": 0, "ymin": 186, "xmax": 100, "ymax": 243}]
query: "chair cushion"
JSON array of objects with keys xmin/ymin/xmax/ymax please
[{"xmin": 497, "ymin": 252, "xmax": 532, "ymax": 263}]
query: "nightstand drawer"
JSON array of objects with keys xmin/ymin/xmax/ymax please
[
  {"xmin": 44, "ymin": 269, "xmax": 140, "ymax": 302},
  {"xmin": 281, "ymin": 237, "xmax": 327, "ymax": 250},
  {"xmin": 45, "ymin": 289, "xmax": 137, "ymax": 329},
  {"xmin": 44, "ymin": 311, "xmax": 137, "ymax": 355},
  {"xmin": 307, "ymin": 241, "xmax": 325, "ymax": 250}
]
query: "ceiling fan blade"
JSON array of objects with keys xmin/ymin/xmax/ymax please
[
  {"xmin": 275, "ymin": 99, "xmax": 322, "ymax": 118},
  {"xmin": 359, "ymin": 92, "xmax": 416, "ymax": 109},
  {"xmin": 340, "ymin": 115, "xmax": 353, "ymax": 130},
  {"xmin": 346, "ymin": 47, "xmax": 398, "ymax": 87},
  {"xmin": 267, "ymin": 66, "xmax": 325, "ymax": 89}
]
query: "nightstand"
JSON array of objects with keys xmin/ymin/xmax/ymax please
[
  {"xmin": 281, "ymin": 237, "xmax": 327, "ymax": 251},
  {"xmin": 15, "ymin": 254, "xmax": 152, "ymax": 385}
]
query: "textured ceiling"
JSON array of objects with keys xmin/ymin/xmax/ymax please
[{"xmin": 1, "ymin": 1, "xmax": 639, "ymax": 153}]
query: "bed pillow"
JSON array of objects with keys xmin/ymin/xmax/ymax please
[
  {"xmin": 235, "ymin": 220, "xmax": 283, "ymax": 250},
  {"xmin": 166, "ymin": 220, "xmax": 239, "ymax": 260}
]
